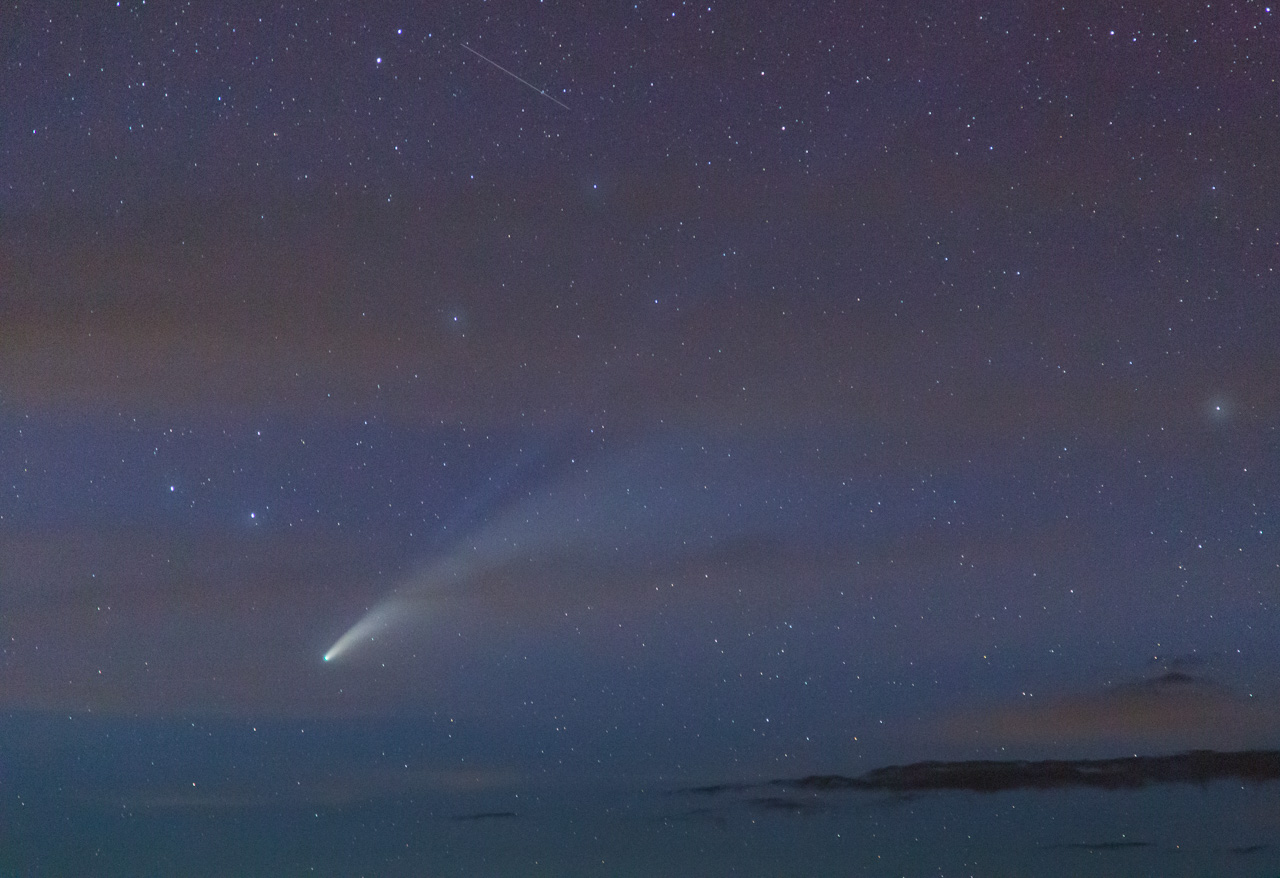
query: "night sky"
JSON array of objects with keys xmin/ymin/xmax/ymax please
[{"xmin": 3, "ymin": 1, "xmax": 1279, "ymax": 874}]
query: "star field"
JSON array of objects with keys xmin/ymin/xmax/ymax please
[{"xmin": 2, "ymin": 1, "xmax": 1279, "ymax": 874}]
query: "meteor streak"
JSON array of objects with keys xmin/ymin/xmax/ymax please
[{"xmin": 461, "ymin": 43, "xmax": 571, "ymax": 110}]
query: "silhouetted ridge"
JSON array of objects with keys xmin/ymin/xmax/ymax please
[
  {"xmin": 683, "ymin": 749, "xmax": 1280, "ymax": 796},
  {"xmin": 1043, "ymin": 841, "xmax": 1153, "ymax": 850},
  {"xmin": 450, "ymin": 811, "xmax": 518, "ymax": 821}
]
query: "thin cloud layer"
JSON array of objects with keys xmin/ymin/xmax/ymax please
[
  {"xmin": 941, "ymin": 671, "xmax": 1280, "ymax": 752},
  {"xmin": 5, "ymin": 197, "xmax": 1275, "ymax": 437}
]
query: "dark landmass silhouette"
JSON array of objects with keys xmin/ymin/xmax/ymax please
[
  {"xmin": 657, "ymin": 806, "xmax": 729, "ymax": 829},
  {"xmin": 1043, "ymin": 841, "xmax": 1152, "ymax": 850},
  {"xmin": 747, "ymin": 795, "xmax": 832, "ymax": 813},
  {"xmin": 450, "ymin": 811, "xmax": 518, "ymax": 822},
  {"xmin": 684, "ymin": 781, "xmax": 755, "ymax": 795},
  {"xmin": 684, "ymin": 749, "xmax": 1280, "ymax": 796}
]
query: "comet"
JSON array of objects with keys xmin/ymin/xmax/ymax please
[
  {"xmin": 320, "ymin": 440, "xmax": 715, "ymax": 665},
  {"xmin": 321, "ymin": 436, "xmax": 832, "ymax": 666},
  {"xmin": 322, "ymin": 558, "xmax": 476, "ymax": 664},
  {"xmin": 322, "ymin": 602, "xmax": 404, "ymax": 663}
]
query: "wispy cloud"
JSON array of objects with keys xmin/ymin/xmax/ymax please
[
  {"xmin": 940, "ymin": 671, "xmax": 1280, "ymax": 752},
  {"xmin": 74, "ymin": 765, "xmax": 526, "ymax": 813}
]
